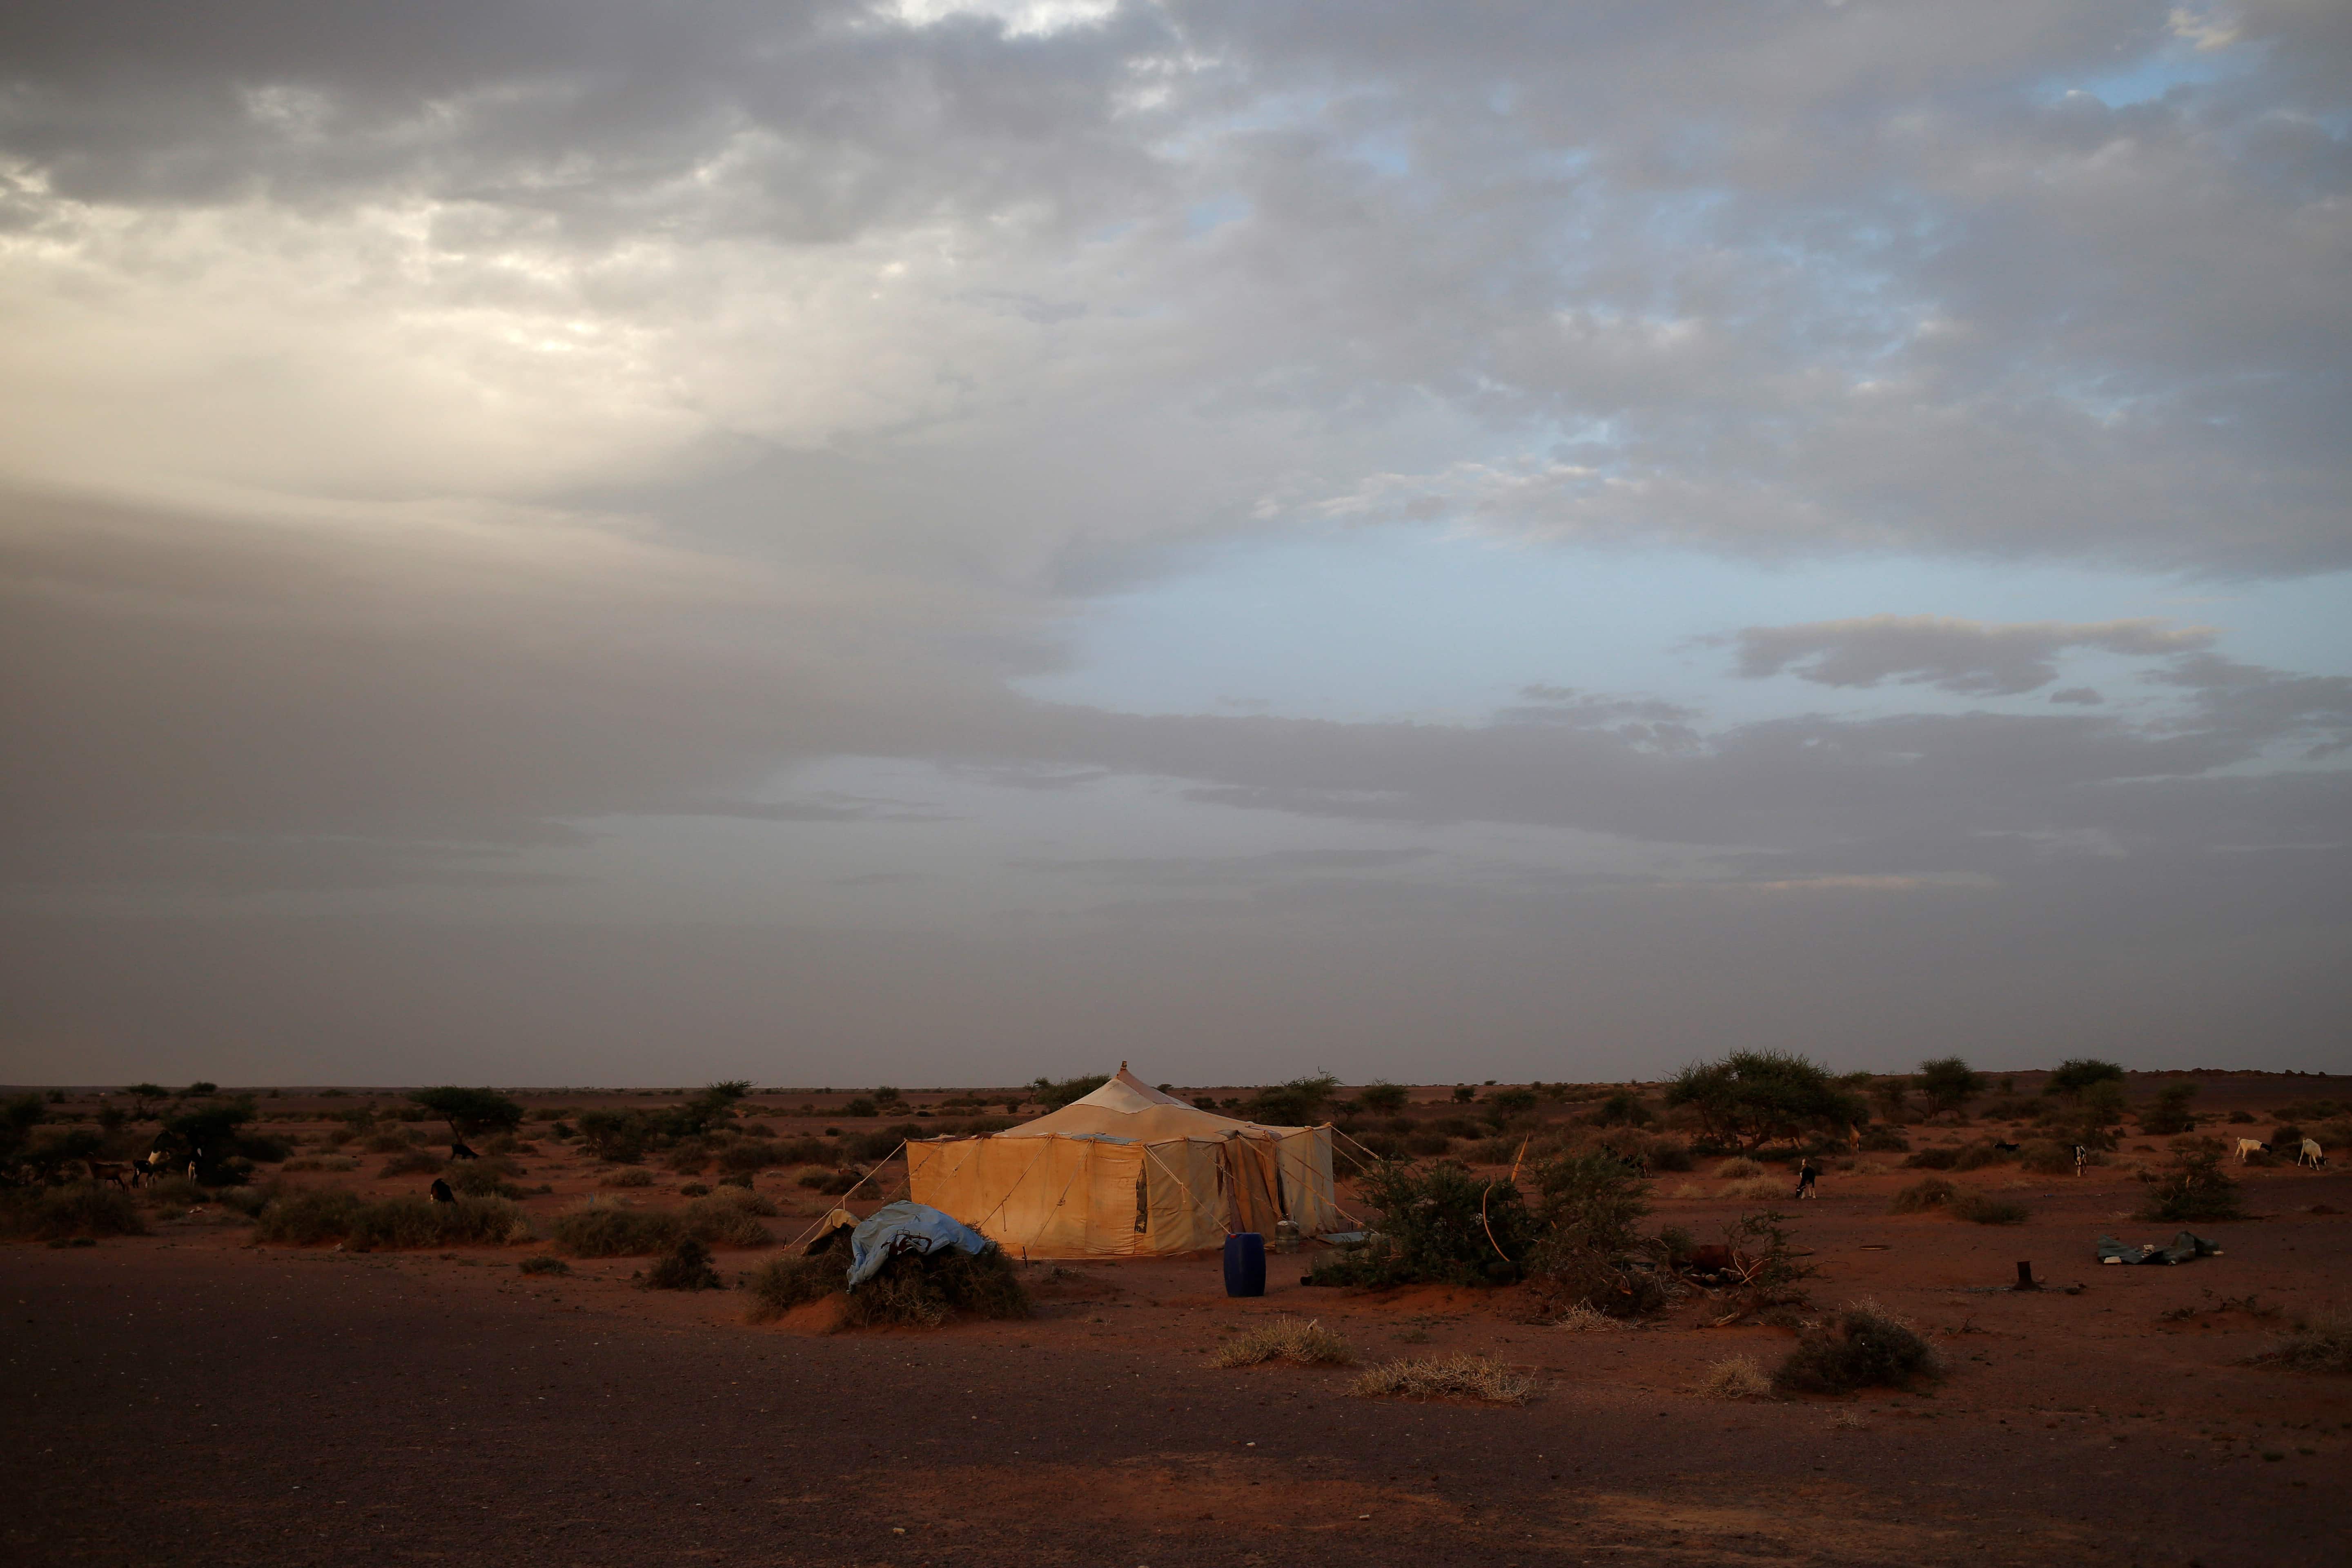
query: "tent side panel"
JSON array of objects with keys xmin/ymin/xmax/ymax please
[
  {"xmin": 1274, "ymin": 1127, "xmax": 1342, "ymax": 1234},
  {"xmin": 1142, "ymin": 1138, "xmax": 1226, "ymax": 1253}
]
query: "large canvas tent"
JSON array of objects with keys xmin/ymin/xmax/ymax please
[{"xmin": 906, "ymin": 1067, "xmax": 1344, "ymax": 1259}]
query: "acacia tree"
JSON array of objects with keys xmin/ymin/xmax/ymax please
[
  {"xmin": 1915, "ymin": 1058, "xmax": 1987, "ymax": 1118},
  {"xmin": 2043, "ymin": 1058, "xmax": 2126, "ymax": 1098},
  {"xmin": 1358, "ymin": 1081, "xmax": 1409, "ymax": 1115},
  {"xmin": 409, "ymin": 1087, "xmax": 524, "ymax": 1143},
  {"xmin": 1664, "ymin": 1051, "xmax": 1865, "ymax": 1151}
]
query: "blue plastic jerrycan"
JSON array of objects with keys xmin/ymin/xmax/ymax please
[{"xmin": 1223, "ymin": 1231, "xmax": 1267, "ymax": 1297}]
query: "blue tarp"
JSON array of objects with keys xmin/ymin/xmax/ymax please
[
  {"xmin": 2097, "ymin": 1230, "xmax": 2222, "ymax": 1265},
  {"xmin": 846, "ymin": 1200, "xmax": 994, "ymax": 1289}
]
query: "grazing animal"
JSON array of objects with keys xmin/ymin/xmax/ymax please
[
  {"xmin": 449, "ymin": 1138, "xmax": 479, "ymax": 1161},
  {"xmin": 2300, "ymin": 1138, "xmax": 2328, "ymax": 1169},
  {"xmin": 83, "ymin": 1159, "xmax": 134, "ymax": 1190},
  {"xmin": 1993, "ymin": 1140, "xmax": 2020, "ymax": 1153},
  {"xmin": 429, "ymin": 1177, "xmax": 456, "ymax": 1204},
  {"xmin": 2233, "ymin": 1137, "xmax": 2272, "ymax": 1164},
  {"xmin": 133, "ymin": 1151, "xmax": 172, "ymax": 1187},
  {"xmin": 1793, "ymin": 1159, "xmax": 1819, "ymax": 1200}
]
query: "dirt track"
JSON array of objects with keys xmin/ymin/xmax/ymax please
[{"xmin": 8, "ymin": 1226, "xmax": 2348, "ymax": 1568}]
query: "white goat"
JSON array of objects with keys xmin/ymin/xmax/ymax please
[
  {"xmin": 2300, "ymin": 1138, "xmax": 2328, "ymax": 1168},
  {"xmin": 2233, "ymin": 1137, "xmax": 2271, "ymax": 1163}
]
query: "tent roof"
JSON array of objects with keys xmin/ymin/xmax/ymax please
[{"xmin": 1001, "ymin": 1065, "xmax": 1302, "ymax": 1143}]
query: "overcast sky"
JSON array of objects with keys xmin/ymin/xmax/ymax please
[{"xmin": 3, "ymin": 1, "xmax": 2348, "ymax": 1087}]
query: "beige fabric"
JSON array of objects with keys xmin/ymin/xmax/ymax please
[
  {"xmin": 904, "ymin": 1065, "xmax": 1345, "ymax": 1257},
  {"xmin": 1000, "ymin": 1067, "xmax": 1280, "ymax": 1144}
]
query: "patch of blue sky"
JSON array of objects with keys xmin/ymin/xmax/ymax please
[
  {"xmin": 2042, "ymin": 33, "xmax": 2259, "ymax": 109},
  {"xmin": 1018, "ymin": 524, "xmax": 2352, "ymax": 732},
  {"xmin": 1185, "ymin": 192, "xmax": 1250, "ymax": 235}
]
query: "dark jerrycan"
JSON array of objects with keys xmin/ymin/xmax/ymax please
[{"xmin": 1223, "ymin": 1231, "xmax": 1266, "ymax": 1297}]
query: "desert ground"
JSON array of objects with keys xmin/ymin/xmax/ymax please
[{"xmin": 6, "ymin": 1071, "xmax": 2350, "ymax": 1568}]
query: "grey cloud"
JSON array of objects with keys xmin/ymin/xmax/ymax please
[
  {"xmin": 0, "ymin": 2, "xmax": 2343, "ymax": 570},
  {"xmin": 1728, "ymin": 615, "xmax": 2214, "ymax": 695},
  {"xmin": 1008, "ymin": 847, "xmax": 1432, "ymax": 886},
  {"xmin": 2049, "ymin": 687, "xmax": 2103, "ymax": 705}
]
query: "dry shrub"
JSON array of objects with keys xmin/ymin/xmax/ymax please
[
  {"xmin": 1951, "ymin": 1142, "xmax": 2013, "ymax": 1171},
  {"xmin": 518, "ymin": 1254, "xmax": 570, "ymax": 1276},
  {"xmin": 1714, "ymin": 1158, "xmax": 1764, "ymax": 1179},
  {"xmin": 2018, "ymin": 1140, "xmax": 2075, "ymax": 1175},
  {"xmin": 601, "ymin": 1168, "xmax": 655, "ymax": 1188},
  {"xmin": 1889, "ymin": 1177, "xmax": 1958, "ymax": 1214},
  {"xmin": 1551, "ymin": 1302, "xmax": 1626, "ymax": 1332},
  {"xmin": 551, "ymin": 1201, "xmax": 681, "ymax": 1257},
  {"xmin": 365, "ymin": 1130, "xmax": 418, "ymax": 1154},
  {"xmin": 1698, "ymin": 1355, "xmax": 1772, "ymax": 1401},
  {"xmin": 1722, "ymin": 1177, "xmax": 1783, "ymax": 1201},
  {"xmin": 2247, "ymin": 1309, "xmax": 2352, "ymax": 1375},
  {"xmin": 744, "ymin": 1250, "xmax": 844, "ymax": 1322},
  {"xmin": 797, "ymin": 1169, "xmax": 862, "ymax": 1195},
  {"xmin": 1670, "ymin": 1182, "xmax": 1705, "ymax": 1198},
  {"xmin": 641, "ymin": 1238, "xmax": 724, "ymax": 1291},
  {"xmin": 253, "ymin": 1187, "xmax": 528, "ymax": 1249},
  {"xmin": 142, "ymin": 1175, "xmax": 206, "ymax": 1208},
  {"xmin": 1952, "ymin": 1192, "xmax": 2029, "ymax": 1225},
  {"xmin": 0, "ymin": 1183, "xmax": 147, "ymax": 1241},
  {"xmin": 1211, "ymin": 1315, "xmax": 1354, "ymax": 1367},
  {"xmin": 1774, "ymin": 1299, "xmax": 1945, "ymax": 1396},
  {"xmin": 2139, "ymin": 1143, "xmax": 2245, "ymax": 1223},
  {"xmin": 680, "ymin": 1192, "xmax": 775, "ymax": 1248},
  {"xmin": 1902, "ymin": 1147, "xmax": 1959, "ymax": 1170},
  {"xmin": 844, "ymin": 1243, "xmax": 1030, "ymax": 1328},
  {"xmin": 445, "ymin": 1159, "xmax": 525, "ymax": 1199},
  {"xmin": 1351, "ymin": 1354, "xmax": 1535, "ymax": 1405}
]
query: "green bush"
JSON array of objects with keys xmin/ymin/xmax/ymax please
[
  {"xmin": 1358, "ymin": 1082, "xmax": 1409, "ymax": 1115},
  {"xmin": 0, "ymin": 1183, "xmax": 147, "ymax": 1241},
  {"xmin": 1523, "ymin": 1151, "xmax": 1664, "ymax": 1318},
  {"xmin": 1306, "ymin": 1159, "xmax": 1533, "ymax": 1289},
  {"xmin": 2139, "ymin": 1144, "xmax": 2245, "ymax": 1223},
  {"xmin": 575, "ymin": 1109, "xmax": 655, "ymax": 1163},
  {"xmin": 1774, "ymin": 1300, "xmax": 1946, "ymax": 1395}
]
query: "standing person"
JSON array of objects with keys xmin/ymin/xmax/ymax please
[
  {"xmin": 1794, "ymin": 1157, "xmax": 1819, "ymax": 1200},
  {"xmin": 2073, "ymin": 1143, "xmax": 2088, "ymax": 1177}
]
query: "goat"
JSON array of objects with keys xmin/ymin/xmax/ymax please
[
  {"xmin": 83, "ymin": 1159, "xmax": 134, "ymax": 1191},
  {"xmin": 429, "ymin": 1177, "xmax": 456, "ymax": 1204},
  {"xmin": 2233, "ymin": 1137, "xmax": 2271, "ymax": 1163},
  {"xmin": 132, "ymin": 1151, "xmax": 172, "ymax": 1187},
  {"xmin": 2300, "ymin": 1138, "xmax": 2328, "ymax": 1169},
  {"xmin": 1993, "ymin": 1140, "xmax": 2021, "ymax": 1153},
  {"xmin": 448, "ymin": 1138, "xmax": 479, "ymax": 1161}
]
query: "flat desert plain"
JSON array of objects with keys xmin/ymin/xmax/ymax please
[{"xmin": 7, "ymin": 1072, "xmax": 2350, "ymax": 1568}]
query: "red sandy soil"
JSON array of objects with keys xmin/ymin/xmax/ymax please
[{"xmin": 6, "ymin": 1074, "xmax": 2350, "ymax": 1566}]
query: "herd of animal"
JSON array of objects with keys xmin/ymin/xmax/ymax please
[{"xmin": 2236, "ymin": 1136, "xmax": 2328, "ymax": 1167}]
